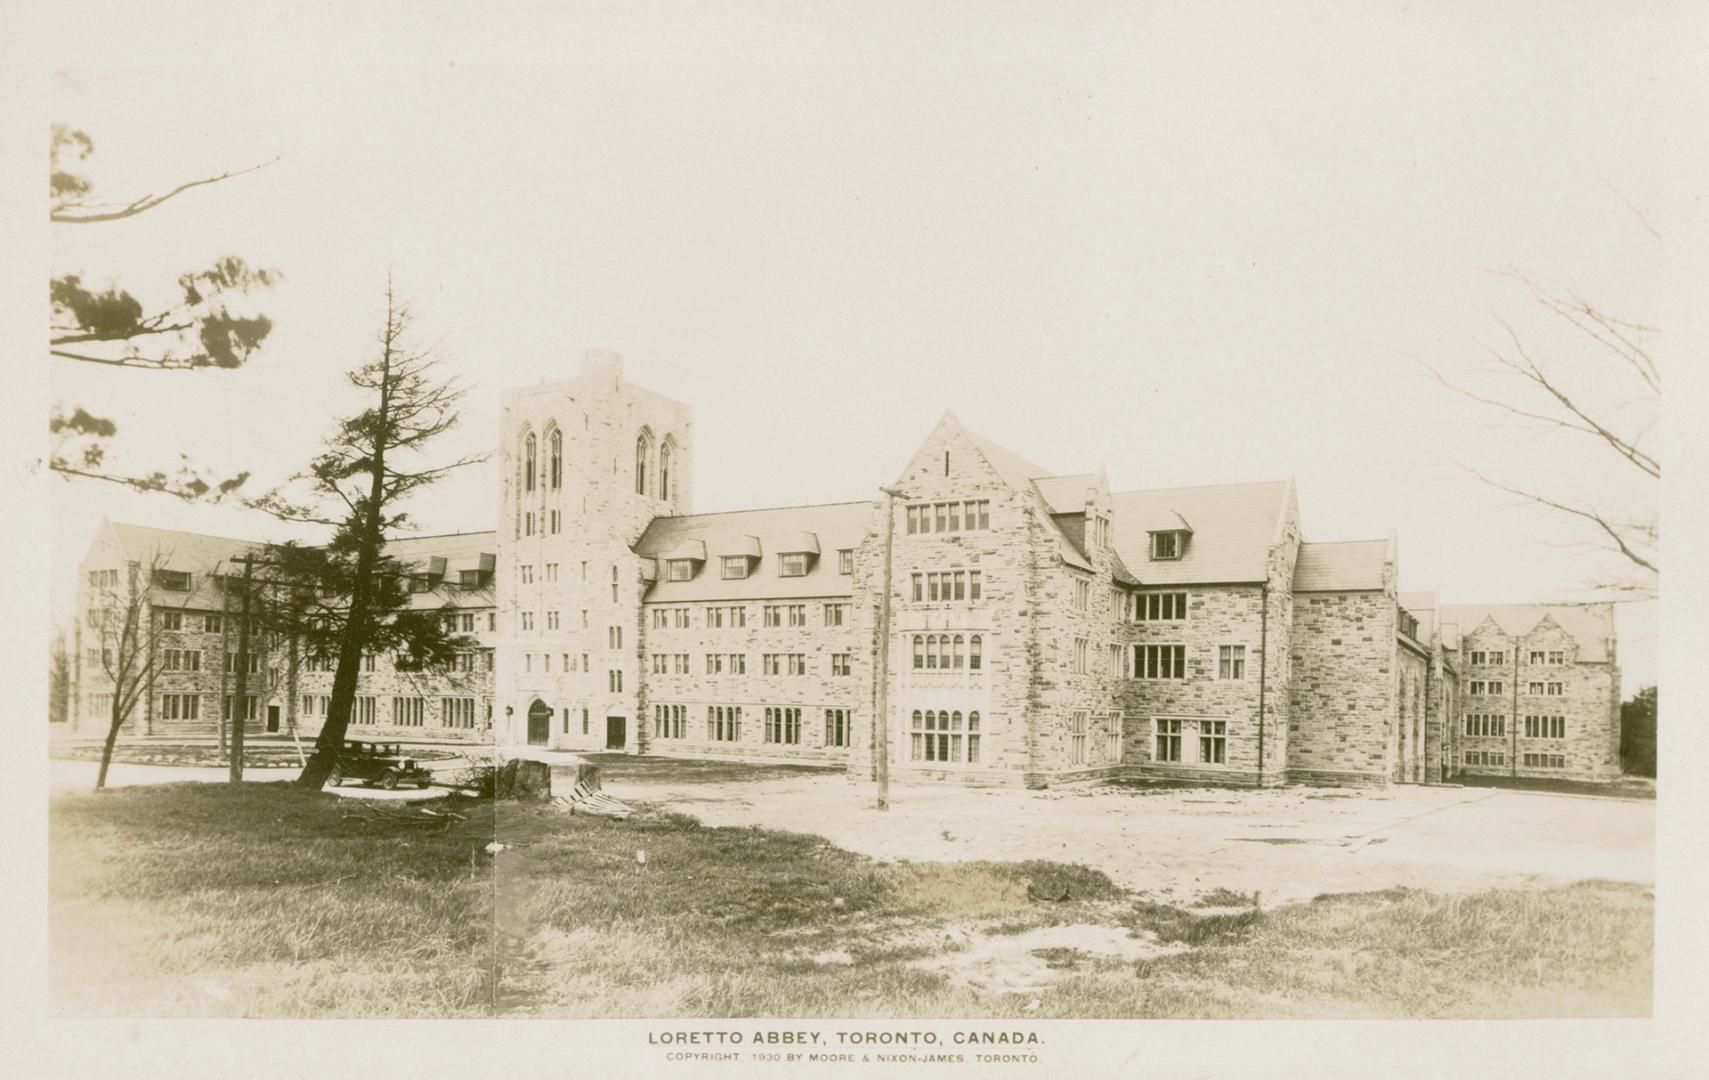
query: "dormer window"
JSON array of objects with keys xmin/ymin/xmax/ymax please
[
  {"xmin": 153, "ymin": 569, "xmax": 192, "ymax": 591},
  {"xmin": 721, "ymin": 556, "xmax": 749, "ymax": 580},
  {"xmin": 779, "ymin": 553, "xmax": 809, "ymax": 578},
  {"xmin": 667, "ymin": 559, "xmax": 695, "ymax": 582},
  {"xmin": 1150, "ymin": 531, "xmax": 1184, "ymax": 560}
]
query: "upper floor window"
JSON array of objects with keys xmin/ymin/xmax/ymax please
[
  {"xmin": 1136, "ymin": 591, "xmax": 1188, "ymax": 621},
  {"xmin": 1218, "ymin": 645, "xmax": 1247, "ymax": 680},
  {"xmin": 1149, "ymin": 531, "xmax": 1184, "ymax": 560},
  {"xmin": 779, "ymin": 553, "xmax": 808, "ymax": 578},
  {"xmin": 1072, "ymin": 578, "xmax": 1090, "ymax": 611},
  {"xmin": 548, "ymin": 429, "xmax": 562, "ymax": 489},
  {"xmin": 524, "ymin": 432, "xmax": 537, "ymax": 493},
  {"xmin": 906, "ymin": 500, "xmax": 990, "ymax": 534},
  {"xmin": 658, "ymin": 438, "xmax": 674, "ymax": 502},
  {"xmin": 666, "ymin": 559, "xmax": 694, "ymax": 582},
  {"xmin": 839, "ymin": 549, "xmax": 854, "ymax": 575},
  {"xmin": 154, "ymin": 569, "xmax": 191, "ymax": 591},
  {"xmin": 721, "ymin": 556, "xmax": 749, "ymax": 580},
  {"xmin": 635, "ymin": 430, "xmax": 653, "ymax": 496}
]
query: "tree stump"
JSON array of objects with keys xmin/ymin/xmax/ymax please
[{"xmin": 495, "ymin": 759, "xmax": 552, "ymax": 800}]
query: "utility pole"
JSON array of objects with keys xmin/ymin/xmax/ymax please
[
  {"xmin": 875, "ymin": 485, "xmax": 908, "ymax": 811},
  {"xmin": 229, "ymin": 555, "xmax": 257, "ymax": 784}
]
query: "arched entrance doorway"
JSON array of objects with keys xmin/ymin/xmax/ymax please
[{"xmin": 527, "ymin": 699, "xmax": 552, "ymax": 746}]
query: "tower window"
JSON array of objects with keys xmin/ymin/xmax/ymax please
[
  {"xmin": 524, "ymin": 432, "xmax": 537, "ymax": 493},
  {"xmin": 549, "ymin": 429, "xmax": 562, "ymax": 489}
]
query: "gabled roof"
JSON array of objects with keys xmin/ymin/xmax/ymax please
[
  {"xmin": 635, "ymin": 501, "xmax": 873, "ymax": 601},
  {"xmin": 1033, "ymin": 474, "xmax": 1094, "ymax": 514},
  {"xmin": 949, "ymin": 418, "xmax": 1091, "ymax": 572},
  {"xmin": 1441, "ymin": 602, "xmax": 1616, "ymax": 662},
  {"xmin": 1294, "ymin": 539, "xmax": 1390, "ymax": 592},
  {"xmin": 1109, "ymin": 481, "xmax": 1290, "ymax": 585}
]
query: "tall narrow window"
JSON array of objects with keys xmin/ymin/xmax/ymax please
[
  {"xmin": 548, "ymin": 429, "xmax": 562, "ymax": 489},
  {"xmin": 658, "ymin": 438, "xmax": 674, "ymax": 502},
  {"xmin": 635, "ymin": 430, "xmax": 652, "ymax": 495},
  {"xmin": 524, "ymin": 432, "xmax": 537, "ymax": 492}
]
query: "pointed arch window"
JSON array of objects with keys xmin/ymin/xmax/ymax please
[
  {"xmin": 548, "ymin": 429, "xmax": 562, "ymax": 489},
  {"xmin": 658, "ymin": 437, "xmax": 675, "ymax": 503},
  {"xmin": 524, "ymin": 432, "xmax": 537, "ymax": 493},
  {"xmin": 635, "ymin": 430, "xmax": 653, "ymax": 496}
]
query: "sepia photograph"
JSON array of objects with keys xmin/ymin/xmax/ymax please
[{"xmin": 5, "ymin": 1, "xmax": 1705, "ymax": 1077}]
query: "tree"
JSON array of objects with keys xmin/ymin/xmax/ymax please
[
  {"xmin": 1620, "ymin": 685, "xmax": 1656, "ymax": 778},
  {"xmin": 50, "ymin": 121, "xmax": 279, "ymax": 500},
  {"xmin": 1423, "ymin": 272, "xmax": 1659, "ymax": 597},
  {"xmin": 84, "ymin": 555, "xmax": 168, "ymax": 790},
  {"xmin": 251, "ymin": 281, "xmax": 482, "ymax": 788}
]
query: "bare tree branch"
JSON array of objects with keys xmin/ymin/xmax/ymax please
[{"xmin": 51, "ymin": 156, "xmax": 280, "ymax": 224}]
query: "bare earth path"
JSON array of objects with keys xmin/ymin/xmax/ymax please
[{"xmin": 603, "ymin": 772, "xmax": 1654, "ymax": 906}]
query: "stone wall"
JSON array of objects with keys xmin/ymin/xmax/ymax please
[
  {"xmin": 1454, "ymin": 615, "xmax": 1621, "ymax": 782},
  {"xmin": 1287, "ymin": 590, "xmax": 1397, "ymax": 784}
]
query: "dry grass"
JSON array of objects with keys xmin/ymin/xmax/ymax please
[{"xmin": 51, "ymin": 783, "xmax": 1652, "ymax": 1019}]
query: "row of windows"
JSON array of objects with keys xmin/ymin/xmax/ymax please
[
  {"xmin": 1464, "ymin": 750, "xmax": 1505, "ymax": 767},
  {"xmin": 1468, "ymin": 650, "xmax": 1570, "ymax": 666},
  {"xmin": 910, "ymin": 570, "xmax": 984, "ymax": 602},
  {"xmin": 87, "ymin": 568, "xmax": 121, "ymax": 588},
  {"xmin": 1525, "ymin": 715, "xmax": 1567, "ymax": 739},
  {"xmin": 668, "ymin": 549, "xmax": 855, "ymax": 583},
  {"xmin": 1467, "ymin": 680, "xmax": 1564, "ymax": 696},
  {"xmin": 1464, "ymin": 713, "xmax": 1506, "ymax": 737},
  {"xmin": 155, "ymin": 693, "xmax": 269, "ymax": 722},
  {"xmin": 156, "ymin": 611, "xmax": 226, "ymax": 633},
  {"xmin": 912, "ymin": 634, "xmax": 985, "ymax": 671},
  {"xmin": 1117, "ymin": 591, "xmax": 1189, "ymax": 623},
  {"xmin": 1153, "ymin": 717, "xmax": 1226, "ymax": 765},
  {"xmin": 643, "ymin": 705, "xmax": 856, "ymax": 749},
  {"xmin": 910, "ymin": 709, "xmax": 982, "ymax": 764},
  {"xmin": 905, "ymin": 500, "xmax": 990, "ymax": 534},
  {"xmin": 1523, "ymin": 753, "xmax": 1567, "ymax": 769}
]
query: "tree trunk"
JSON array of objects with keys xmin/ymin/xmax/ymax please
[{"xmin": 96, "ymin": 703, "xmax": 124, "ymax": 791}]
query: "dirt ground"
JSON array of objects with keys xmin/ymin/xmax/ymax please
[{"xmin": 601, "ymin": 771, "xmax": 1656, "ymax": 906}]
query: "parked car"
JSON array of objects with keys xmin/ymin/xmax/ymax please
[{"xmin": 329, "ymin": 741, "xmax": 434, "ymax": 790}]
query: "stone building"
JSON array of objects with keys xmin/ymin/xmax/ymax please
[
  {"xmin": 70, "ymin": 520, "xmax": 497, "ymax": 745},
  {"xmin": 68, "ymin": 351, "xmax": 1624, "ymax": 787}
]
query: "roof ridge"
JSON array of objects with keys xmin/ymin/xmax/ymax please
[
  {"xmin": 110, "ymin": 521, "xmax": 266, "ymax": 546},
  {"xmin": 646, "ymin": 500, "xmax": 875, "ymax": 525},
  {"xmin": 1111, "ymin": 479, "xmax": 1289, "ymax": 498}
]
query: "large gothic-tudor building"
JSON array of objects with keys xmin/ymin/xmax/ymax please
[{"xmin": 69, "ymin": 350, "xmax": 1624, "ymax": 787}]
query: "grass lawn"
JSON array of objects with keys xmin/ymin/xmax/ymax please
[{"xmin": 50, "ymin": 783, "xmax": 1652, "ymax": 1018}]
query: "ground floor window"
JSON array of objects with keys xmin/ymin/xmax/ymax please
[
  {"xmin": 1464, "ymin": 749, "xmax": 1505, "ymax": 767},
  {"xmin": 1070, "ymin": 710, "xmax": 1088, "ymax": 765},
  {"xmin": 709, "ymin": 705, "xmax": 741, "ymax": 742},
  {"xmin": 441, "ymin": 697, "xmax": 476, "ymax": 729},
  {"xmin": 1522, "ymin": 752, "xmax": 1566, "ymax": 769},
  {"xmin": 1153, "ymin": 718, "xmax": 1182, "ymax": 762},
  {"xmin": 910, "ymin": 709, "xmax": 979, "ymax": 764},
  {"xmin": 654, "ymin": 704, "xmax": 686, "ymax": 739},
  {"xmin": 161, "ymin": 693, "xmax": 200, "ymax": 721},
  {"xmin": 392, "ymin": 697, "xmax": 425, "ymax": 726},
  {"xmin": 1199, "ymin": 720, "xmax": 1227, "ymax": 764},
  {"xmin": 221, "ymin": 695, "xmax": 256, "ymax": 722},
  {"xmin": 825, "ymin": 708, "xmax": 850, "ymax": 748},
  {"xmin": 353, "ymin": 696, "xmax": 376, "ymax": 724},
  {"xmin": 1104, "ymin": 713, "xmax": 1124, "ymax": 764},
  {"xmin": 764, "ymin": 706, "xmax": 801, "ymax": 745}
]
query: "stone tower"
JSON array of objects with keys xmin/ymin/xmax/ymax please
[{"xmin": 494, "ymin": 350, "xmax": 695, "ymax": 751}]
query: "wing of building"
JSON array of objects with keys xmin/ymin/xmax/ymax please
[{"xmin": 67, "ymin": 350, "xmax": 1624, "ymax": 785}]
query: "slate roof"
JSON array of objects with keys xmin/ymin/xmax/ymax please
[
  {"xmin": 635, "ymin": 501, "xmax": 874, "ymax": 602},
  {"xmin": 106, "ymin": 523, "xmax": 498, "ymax": 613},
  {"xmin": 1441, "ymin": 602, "xmax": 1616, "ymax": 663},
  {"xmin": 1033, "ymin": 474, "xmax": 1094, "ymax": 514},
  {"xmin": 953, "ymin": 419, "xmax": 1092, "ymax": 572},
  {"xmin": 1108, "ymin": 481, "xmax": 1290, "ymax": 585},
  {"xmin": 1293, "ymin": 539, "xmax": 1390, "ymax": 592}
]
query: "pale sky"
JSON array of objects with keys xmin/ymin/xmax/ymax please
[{"xmin": 42, "ymin": 0, "xmax": 1700, "ymax": 690}]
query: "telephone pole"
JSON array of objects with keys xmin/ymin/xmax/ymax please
[{"xmin": 874, "ymin": 485, "xmax": 909, "ymax": 811}]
